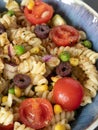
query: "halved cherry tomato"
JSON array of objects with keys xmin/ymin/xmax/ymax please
[
  {"xmin": 19, "ymin": 98, "xmax": 53, "ymax": 129},
  {"xmin": 24, "ymin": 1, "xmax": 54, "ymax": 25},
  {"xmin": 53, "ymin": 77, "xmax": 84, "ymax": 111},
  {"xmin": 0, "ymin": 124, "xmax": 14, "ymax": 130},
  {"xmin": 49, "ymin": 25, "xmax": 79, "ymax": 46}
]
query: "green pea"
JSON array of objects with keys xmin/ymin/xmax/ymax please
[
  {"xmin": 59, "ymin": 51, "xmax": 70, "ymax": 62},
  {"xmin": 14, "ymin": 45, "xmax": 25, "ymax": 55},
  {"xmin": 7, "ymin": 10, "xmax": 15, "ymax": 16},
  {"xmin": 8, "ymin": 88, "xmax": 15, "ymax": 94},
  {"xmin": 82, "ymin": 40, "xmax": 92, "ymax": 49}
]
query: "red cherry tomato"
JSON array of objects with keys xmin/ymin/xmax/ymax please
[
  {"xmin": 0, "ymin": 124, "xmax": 13, "ymax": 130},
  {"xmin": 24, "ymin": 1, "xmax": 54, "ymax": 25},
  {"xmin": 19, "ymin": 98, "xmax": 53, "ymax": 129},
  {"xmin": 49, "ymin": 25, "xmax": 79, "ymax": 46},
  {"xmin": 53, "ymin": 77, "xmax": 84, "ymax": 111}
]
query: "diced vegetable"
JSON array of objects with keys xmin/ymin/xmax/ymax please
[
  {"xmin": 35, "ymin": 84, "xmax": 48, "ymax": 92},
  {"xmin": 2, "ymin": 96, "xmax": 8, "ymax": 103},
  {"xmin": 53, "ymin": 77, "xmax": 84, "ymax": 111},
  {"xmin": 59, "ymin": 51, "xmax": 70, "ymax": 62},
  {"xmin": 14, "ymin": 87, "xmax": 22, "ymax": 97},
  {"xmin": 8, "ymin": 88, "xmax": 15, "ymax": 94},
  {"xmin": 14, "ymin": 45, "xmax": 25, "ymax": 55},
  {"xmin": 51, "ymin": 14, "xmax": 66, "ymax": 26},
  {"xmin": 54, "ymin": 104, "xmax": 63, "ymax": 114},
  {"xmin": 30, "ymin": 47, "xmax": 40, "ymax": 54},
  {"xmin": 54, "ymin": 123, "xmax": 66, "ymax": 130},
  {"xmin": 7, "ymin": 10, "xmax": 15, "ymax": 16},
  {"xmin": 27, "ymin": 0, "xmax": 35, "ymax": 10},
  {"xmin": 82, "ymin": 40, "xmax": 92, "ymax": 49},
  {"xmin": 69, "ymin": 57, "xmax": 79, "ymax": 66}
]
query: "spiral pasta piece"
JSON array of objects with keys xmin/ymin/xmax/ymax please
[
  {"xmin": 19, "ymin": 52, "xmax": 30, "ymax": 61},
  {"xmin": 78, "ymin": 57, "xmax": 98, "ymax": 105},
  {"xmin": 9, "ymin": 28, "xmax": 42, "ymax": 46},
  {"xmin": 81, "ymin": 88, "xmax": 92, "ymax": 106},
  {"xmin": 42, "ymin": 110, "xmax": 74, "ymax": 130},
  {"xmin": 49, "ymin": 45, "xmax": 83, "ymax": 57},
  {"xmin": 79, "ymin": 57, "xmax": 98, "ymax": 85},
  {"xmin": 18, "ymin": 56, "xmax": 46, "ymax": 75},
  {"xmin": 23, "ymin": 84, "xmax": 34, "ymax": 97},
  {"xmin": 76, "ymin": 43, "xmax": 98, "ymax": 64},
  {"xmin": 0, "ymin": 107, "xmax": 14, "ymax": 125},
  {"xmin": 18, "ymin": 57, "xmax": 33, "ymax": 74},
  {"xmin": 4, "ymin": 0, "xmax": 20, "ymax": 13},
  {"xmin": 49, "ymin": 43, "xmax": 98, "ymax": 64},
  {"xmin": 14, "ymin": 122, "xmax": 34, "ymax": 130},
  {"xmin": 31, "ymin": 61, "xmax": 46, "ymax": 75},
  {"xmin": 0, "ymin": 32, "xmax": 10, "ymax": 47},
  {"xmin": 30, "ymin": 74, "xmax": 48, "ymax": 85},
  {"xmin": 0, "ymin": 14, "xmax": 17, "ymax": 29},
  {"xmin": 0, "ymin": 58, "xmax": 4, "ymax": 73},
  {"xmin": 50, "ymin": 110, "xmax": 75, "ymax": 125},
  {"xmin": 36, "ymin": 90, "xmax": 53, "ymax": 102},
  {"xmin": 0, "ymin": 77, "xmax": 8, "ymax": 94}
]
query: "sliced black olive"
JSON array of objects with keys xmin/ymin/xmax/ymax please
[
  {"xmin": 56, "ymin": 62, "xmax": 72, "ymax": 77},
  {"xmin": 34, "ymin": 24, "xmax": 50, "ymax": 39},
  {"xmin": 13, "ymin": 74, "xmax": 31, "ymax": 88},
  {"xmin": 0, "ymin": 23, "xmax": 6, "ymax": 34}
]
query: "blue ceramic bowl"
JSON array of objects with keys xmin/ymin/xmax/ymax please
[{"xmin": 0, "ymin": 0, "xmax": 98, "ymax": 130}]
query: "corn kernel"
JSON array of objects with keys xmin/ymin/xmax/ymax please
[
  {"xmin": 35, "ymin": 84, "xmax": 48, "ymax": 92},
  {"xmin": 2, "ymin": 96, "xmax": 8, "ymax": 103},
  {"xmin": 15, "ymin": 87, "xmax": 22, "ymax": 97},
  {"xmin": 54, "ymin": 104, "xmax": 63, "ymax": 114},
  {"xmin": 69, "ymin": 57, "xmax": 79, "ymax": 66},
  {"xmin": 30, "ymin": 47, "xmax": 40, "ymax": 54},
  {"xmin": 51, "ymin": 76, "xmax": 61, "ymax": 83},
  {"xmin": 55, "ymin": 123, "xmax": 66, "ymax": 130},
  {"xmin": 27, "ymin": 0, "xmax": 35, "ymax": 10}
]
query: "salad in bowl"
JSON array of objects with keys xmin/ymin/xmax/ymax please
[{"xmin": 0, "ymin": 0, "xmax": 98, "ymax": 130}]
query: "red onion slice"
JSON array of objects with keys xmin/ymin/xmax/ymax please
[
  {"xmin": 8, "ymin": 44, "xmax": 15, "ymax": 57},
  {"xmin": 42, "ymin": 55, "xmax": 52, "ymax": 62}
]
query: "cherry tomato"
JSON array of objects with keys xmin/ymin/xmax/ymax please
[
  {"xmin": 53, "ymin": 77, "xmax": 84, "ymax": 111},
  {"xmin": 24, "ymin": 1, "xmax": 54, "ymax": 25},
  {"xmin": 0, "ymin": 124, "xmax": 13, "ymax": 130},
  {"xmin": 19, "ymin": 98, "xmax": 53, "ymax": 129},
  {"xmin": 49, "ymin": 25, "xmax": 79, "ymax": 46}
]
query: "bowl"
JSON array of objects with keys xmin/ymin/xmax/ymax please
[{"xmin": 0, "ymin": 0, "xmax": 98, "ymax": 130}]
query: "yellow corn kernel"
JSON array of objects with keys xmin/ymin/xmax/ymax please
[
  {"xmin": 35, "ymin": 84, "xmax": 48, "ymax": 92},
  {"xmin": 27, "ymin": 0, "xmax": 35, "ymax": 10},
  {"xmin": 54, "ymin": 104, "xmax": 63, "ymax": 114},
  {"xmin": 30, "ymin": 47, "xmax": 40, "ymax": 54},
  {"xmin": 2, "ymin": 96, "xmax": 8, "ymax": 103},
  {"xmin": 51, "ymin": 76, "xmax": 61, "ymax": 83},
  {"xmin": 69, "ymin": 57, "xmax": 79, "ymax": 66},
  {"xmin": 15, "ymin": 87, "xmax": 22, "ymax": 97},
  {"xmin": 55, "ymin": 123, "xmax": 66, "ymax": 130}
]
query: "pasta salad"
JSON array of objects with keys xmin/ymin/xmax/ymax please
[{"xmin": 0, "ymin": 0, "xmax": 98, "ymax": 130}]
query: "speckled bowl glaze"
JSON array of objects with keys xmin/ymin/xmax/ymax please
[{"xmin": 0, "ymin": 0, "xmax": 98, "ymax": 130}]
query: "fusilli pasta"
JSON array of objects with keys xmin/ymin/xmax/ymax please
[{"xmin": 0, "ymin": 0, "xmax": 98, "ymax": 130}]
